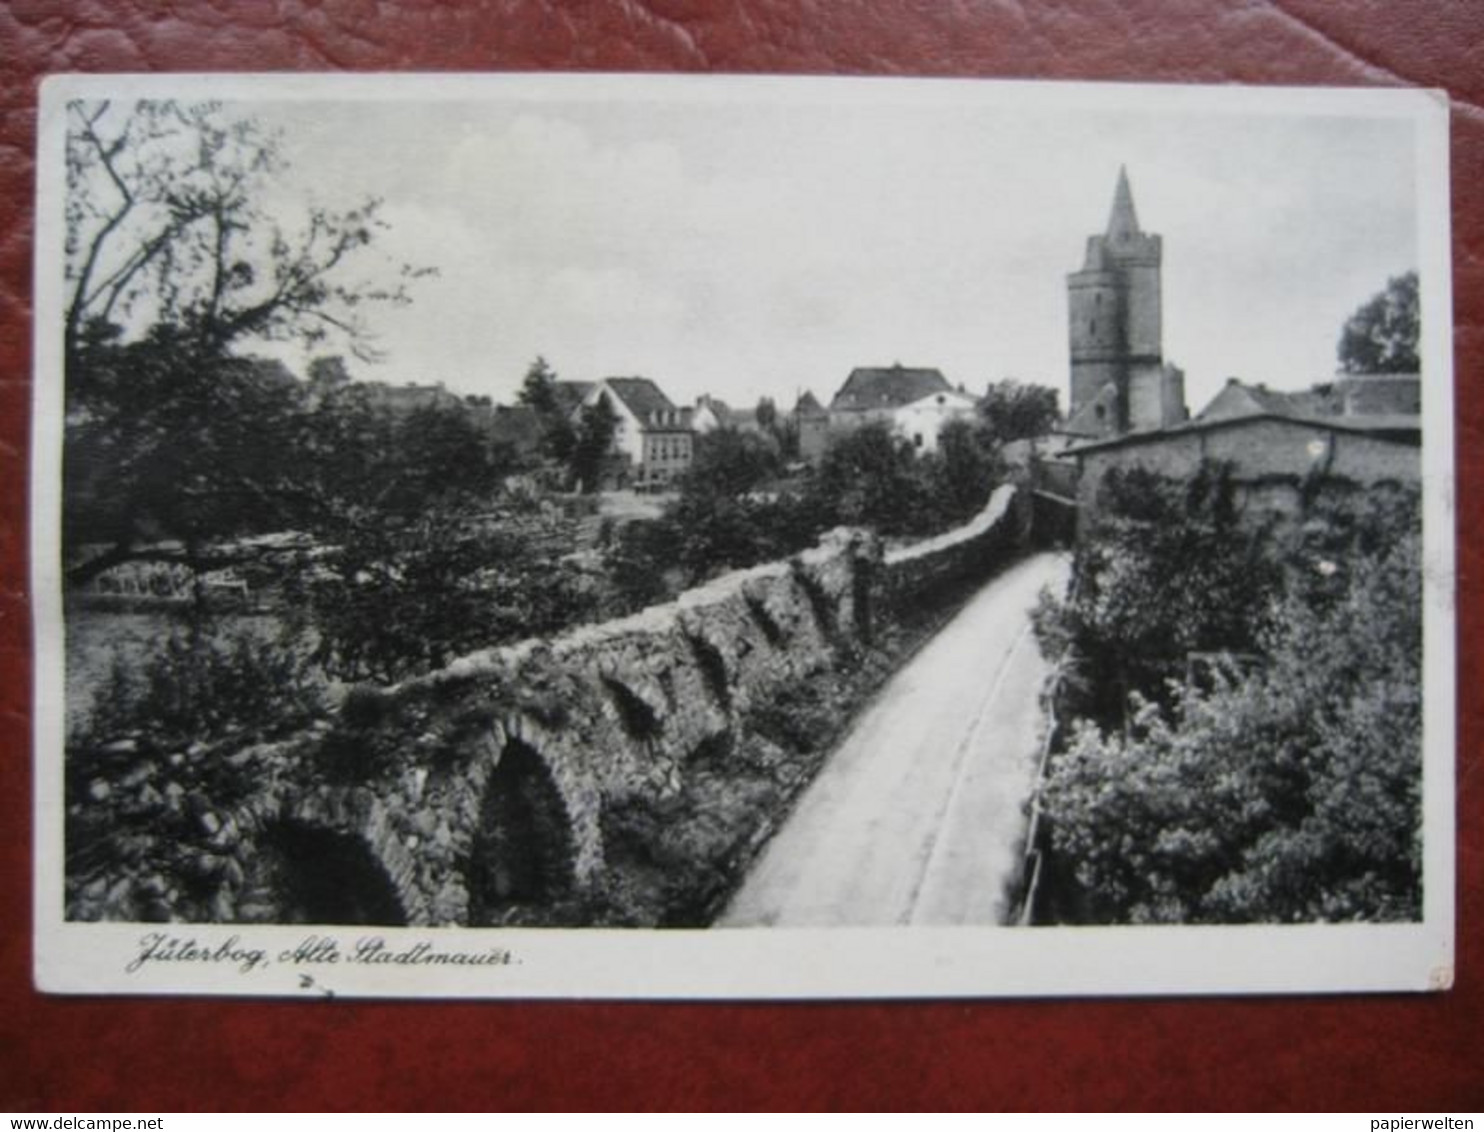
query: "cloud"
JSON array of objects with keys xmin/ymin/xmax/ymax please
[{"xmin": 251, "ymin": 89, "xmax": 1422, "ymax": 415}]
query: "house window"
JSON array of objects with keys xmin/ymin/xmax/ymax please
[{"xmin": 914, "ymin": 433, "xmax": 924, "ymax": 448}]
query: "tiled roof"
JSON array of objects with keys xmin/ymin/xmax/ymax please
[
  {"xmin": 1238, "ymin": 384, "xmax": 1342, "ymax": 419},
  {"xmin": 602, "ymin": 376, "xmax": 677, "ymax": 419},
  {"xmin": 830, "ymin": 365, "xmax": 951, "ymax": 411}
]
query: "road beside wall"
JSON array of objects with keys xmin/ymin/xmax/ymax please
[{"xmin": 718, "ymin": 551, "xmax": 1070, "ymax": 928}]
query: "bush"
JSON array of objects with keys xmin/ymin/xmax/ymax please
[
  {"xmin": 806, "ymin": 422, "xmax": 936, "ymax": 537},
  {"xmin": 1032, "ymin": 463, "xmax": 1284, "ymax": 728},
  {"xmin": 806, "ymin": 420, "xmax": 1000, "ymax": 539},
  {"xmin": 301, "ymin": 502, "xmax": 599, "ymax": 682},
  {"xmin": 603, "ymin": 420, "xmax": 1002, "ymax": 603},
  {"xmin": 606, "ymin": 430, "xmax": 822, "ymax": 593},
  {"xmin": 1041, "ymin": 517, "xmax": 1422, "ymax": 924},
  {"xmin": 77, "ymin": 623, "xmax": 323, "ymax": 750}
]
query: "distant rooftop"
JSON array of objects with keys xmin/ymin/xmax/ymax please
[
  {"xmin": 601, "ymin": 376, "xmax": 689, "ymax": 430},
  {"xmin": 830, "ymin": 365, "xmax": 952, "ymax": 412}
]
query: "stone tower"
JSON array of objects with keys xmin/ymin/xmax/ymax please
[{"xmin": 1066, "ymin": 167, "xmax": 1185, "ymax": 436}]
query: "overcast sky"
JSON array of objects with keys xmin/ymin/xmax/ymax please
[{"xmin": 242, "ymin": 79, "xmax": 1420, "ymax": 417}]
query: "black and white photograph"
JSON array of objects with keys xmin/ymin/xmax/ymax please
[{"xmin": 31, "ymin": 74, "xmax": 1454, "ymax": 997}]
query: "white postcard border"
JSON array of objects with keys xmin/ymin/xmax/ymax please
[{"xmin": 30, "ymin": 72, "xmax": 1456, "ymax": 999}]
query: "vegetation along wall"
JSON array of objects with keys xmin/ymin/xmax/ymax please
[{"xmin": 67, "ymin": 487, "xmax": 1027, "ymax": 928}]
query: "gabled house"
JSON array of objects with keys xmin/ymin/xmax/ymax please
[
  {"xmin": 894, "ymin": 387, "xmax": 982, "ymax": 453},
  {"xmin": 827, "ymin": 364, "xmax": 979, "ymax": 453},
  {"xmin": 585, "ymin": 376, "xmax": 695, "ymax": 491}
]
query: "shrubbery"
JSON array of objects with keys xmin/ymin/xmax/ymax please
[
  {"xmin": 1031, "ymin": 463, "xmax": 1283, "ymax": 728},
  {"xmin": 298, "ymin": 498, "xmax": 599, "ymax": 683},
  {"xmin": 608, "ymin": 420, "xmax": 1005, "ymax": 598},
  {"xmin": 1035, "ymin": 463, "xmax": 1423, "ymax": 923},
  {"xmin": 77, "ymin": 622, "xmax": 323, "ymax": 751}
]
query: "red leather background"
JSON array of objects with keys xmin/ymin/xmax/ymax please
[{"xmin": 2, "ymin": 0, "xmax": 1481, "ymax": 1112}]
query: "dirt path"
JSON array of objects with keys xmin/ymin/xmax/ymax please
[{"xmin": 718, "ymin": 551, "xmax": 1070, "ymax": 927}]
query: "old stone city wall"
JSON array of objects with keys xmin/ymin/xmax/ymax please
[{"xmin": 69, "ymin": 485, "xmax": 1031, "ymax": 929}]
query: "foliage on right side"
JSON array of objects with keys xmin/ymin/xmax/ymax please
[{"xmin": 1032, "ymin": 465, "xmax": 1422, "ymax": 923}]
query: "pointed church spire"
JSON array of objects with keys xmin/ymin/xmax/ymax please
[{"xmin": 1106, "ymin": 165, "xmax": 1141, "ymax": 242}]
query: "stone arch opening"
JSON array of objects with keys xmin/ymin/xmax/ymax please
[
  {"xmin": 252, "ymin": 822, "xmax": 409, "ymax": 926},
  {"xmin": 743, "ymin": 594, "xmax": 787, "ymax": 647},
  {"xmin": 686, "ymin": 632, "xmax": 732, "ymax": 711},
  {"xmin": 792, "ymin": 568, "xmax": 838, "ymax": 641},
  {"xmin": 852, "ymin": 556, "xmax": 875, "ymax": 644},
  {"xmin": 601, "ymin": 676, "xmax": 663, "ymax": 743},
  {"xmin": 467, "ymin": 737, "xmax": 576, "ymax": 924}
]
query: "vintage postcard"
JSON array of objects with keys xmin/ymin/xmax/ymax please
[{"xmin": 31, "ymin": 73, "xmax": 1454, "ymax": 998}]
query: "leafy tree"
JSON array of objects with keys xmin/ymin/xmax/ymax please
[
  {"xmin": 1338, "ymin": 271, "xmax": 1420, "ymax": 375},
  {"xmin": 979, "ymin": 378, "xmax": 1060, "ymax": 443},
  {"xmin": 518, "ymin": 355, "xmax": 576, "ymax": 463},
  {"xmin": 377, "ymin": 402, "xmax": 509, "ymax": 514},
  {"xmin": 1043, "ymin": 523, "xmax": 1421, "ymax": 923},
  {"xmin": 569, "ymin": 395, "xmax": 619, "ymax": 493},
  {"xmin": 755, "ymin": 396, "xmax": 778, "ymax": 431},
  {"xmin": 1031, "ymin": 463, "xmax": 1284, "ymax": 728},
  {"xmin": 662, "ymin": 492, "xmax": 815, "ymax": 586},
  {"xmin": 684, "ymin": 428, "xmax": 782, "ymax": 498},
  {"xmin": 301, "ymin": 501, "xmax": 597, "ymax": 683},
  {"xmin": 517, "ymin": 355, "xmax": 560, "ymax": 413},
  {"xmin": 63, "ymin": 336, "xmax": 312, "ymax": 584},
  {"xmin": 806, "ymin": 422, "xmax": 935, "ymax": 538},
  {"xmin": 63, "ymin": 99, "xmax": 430, "ymax": 580},
  {"xmin": 924, "ymin": 418, "xmax": 1001, "ymax": 526},
  {"xmin": 307, "ymin": 355, "xmax": 353, "ymax": 392},
  {"xmin": 608, "ymin": 428, "xmax": 813, "ymax": 590},
  {"xmin": 293, "ymin": 362, "xmax": 397, "ymax": 517}
]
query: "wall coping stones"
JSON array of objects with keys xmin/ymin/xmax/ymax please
[{"xmin": 884, "ymin": 485, "xmax": 1016, "ymax": 567}]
